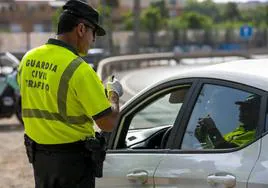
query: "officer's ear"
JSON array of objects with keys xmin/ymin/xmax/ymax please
[{"xmin": 76, "ymin": 23, "xmax": 86, "ymax": 38}]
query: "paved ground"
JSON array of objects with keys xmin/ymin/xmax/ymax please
[
  {"xmin": 0, "ymin": 116, "xmax": 110, "ymax": 188},
  {"xmin": 0, "ymin": 116, "xmax": 34, "ymax": 188}
]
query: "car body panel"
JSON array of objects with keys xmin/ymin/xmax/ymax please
[
  {"xmin": 154, "ymin": 141, "xmax": 261, "ymax": 187},
  {"xmin": 97, "ymin": 59, "xmax": 268, "ymax": 187},
  {"xmin": 122, "ymin": 59, "xmax": 268, "ymax": 110},
  {"xmin": 247, "ymin": 134, "xmax": 268, "ymax": 188},
  {"xmin": 96, "ymin": 152, "xmax": 167, "ymax": 187}
]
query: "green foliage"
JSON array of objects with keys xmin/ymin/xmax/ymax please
[
  {"xmin": 240, "ymin": 5, "xmax": 268, "ymax": 27},
  {"xmin": 51, "ymin": 7, "xmax": 63, "ymax": 32},
  {"xmin": 258, "ymin": 21, "xmax": 268, "ymax": 29},
  {"xmin": 122, "ymin": 2, "xmax": 168, "ymax": 31},
  {"xmin": 215, "ymin": 21, "xmax": 254, "ymax": 30},
  {"xmin": 97, "ymin": 5, "xmax": 113, "ymax": 29},
  {"xmin": 122, "ymin": 11, "xmax": 134, "ymax": 30},
  {"xmin": 141, "ymin": 6, "xmax": 165, "ymax": 31},
  {"xmin": 150, "ymin": 0, "xmax": 169, "ymax": 18},
  {"xmin": 222, "ymin": 2, "xmax": 240, "ymax": 22},
  {"xmin": 215, "ymin": 21, "xmax": 242, "ymax": 29},
  {"xmin": 167, "ymin": 17, "xmax": 188, "ymax": 30},
  {"xmin": 97, "ymin": 5, "xmax": 111, "ymax": 18},
  {"xmin": 121, "ymin": 0, "xmax": 268, "ymax": 31},
  {"xmin": 185, "ymin": 0, "xmax": 221, "ymax": 22},
  {"xmin": 180, "ymin": 12, "xmax": 213, "ymax": 29}
]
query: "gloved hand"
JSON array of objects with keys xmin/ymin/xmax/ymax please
[
  {"xmin": 195, "ymin": 115, "xmax": 227, "ymax": 148},
  {"xmin": 195, "ymin": 115, "xmax": 217, "ymax": 141},
  {"xmin": 197, "ymin": 115, "xmax": 217, "ymax": 132},
  {"xmin": 106, "ymin": 75, "xmax": 123, "ymax": 97}
]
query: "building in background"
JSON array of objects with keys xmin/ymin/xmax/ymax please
[
  {"xmin": 1, "ymin": 0, "xmax": 266, "ymax": 54},
  {"xmin": 0, "ymin": 0, "xmax": 185, "ymax": 33},
  {"xmin": 0, "ymin": 0, "xmax": 58, "ymax": 33}
]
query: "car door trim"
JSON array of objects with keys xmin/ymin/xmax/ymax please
[
  {"xmin": 108, "ymin": 78, "xmax": 197, "ymax": 151},
  {"xmin": 171, "ymin": 78, "xmax": 267, "ymax": 153}
]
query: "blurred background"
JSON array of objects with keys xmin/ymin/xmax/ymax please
[{"xmin": 1, "ymin": 0, "xmax": 268, "ymax": 60}]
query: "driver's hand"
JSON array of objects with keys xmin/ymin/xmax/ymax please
[
  {"xmin": 195, "ymin": 115, "xmax": 217, "ymax": 140},
  {"xmin": 198, "ymin": 115, "xmax": 217, "ymax": 132}
]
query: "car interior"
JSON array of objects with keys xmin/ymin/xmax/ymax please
[
  {"xmin": 125, "ymin": 124, "xmax": 173, "ymax": 149},
  {"xmin": 118, "ymin": 87, "xmax": 189, "ymax": 150}
]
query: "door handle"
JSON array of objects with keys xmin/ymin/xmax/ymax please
[
  {"xmin": 127, "ymin": 170, "xmax": 148, "ymax": 184},
  {"xmin": 207, "ymin": 173, "xmax": 236, "ymax": 187}
]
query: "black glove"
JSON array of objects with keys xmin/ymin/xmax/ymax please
[
  {"xmin": 195, "ymin": 115, "xmax": 223, "ymax": 147},
  {"xmin": 195, "ymin": 115, "xmax": 231, "ymax": 149}
]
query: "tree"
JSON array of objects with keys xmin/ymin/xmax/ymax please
[
  {"xmin": 181, "ymin": 12, "xmax": 213, "ymax": 29},
  {"xmin": 167, "ymin": 17, "xmax": 188, "ymax": 45},
  {"xmin": 51, "ymin": 7, "xmax": 63, "ymax": 33},
  {"xmin": 141, "ymin": 6, "xmax": 165, "ymax": 46},
  {"xmin": 122, "ymin": 11, "xmax": 134, "ymax": 30},
  {"xmin": 222, "ymin": 2, "xmax": 240, "ymax": 22},
  {"xmin": 184, "ymin": 0, "xmax": 220, "ymax": 22},
  {"xmin": 240, "ymin": 5, "xmax": 268, "ymax": 27},
  {"xmin": 97, "ymin": 4, "xmax": 115, "ymax": 53},
  {"xmin": 150, "ymin": 0, "xmax": 169, "ymax": 18}
]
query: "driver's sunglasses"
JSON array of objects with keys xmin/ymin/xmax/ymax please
[{"xmin": 83, "ymin": 23, "xmax": 96, "ymax": 36}]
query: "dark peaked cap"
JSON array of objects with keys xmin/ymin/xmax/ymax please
[
  {"xmin": 235, "ymin": 95, "xmax": 260, "ymax": 106},
  {"xmin": 63, "ymin": 0, "xmax": 106, "ymax": 36}
]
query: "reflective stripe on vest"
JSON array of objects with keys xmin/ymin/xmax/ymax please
[{"xmin": 22, "ymin": 57, "xmax": 92, "ymax": 125}]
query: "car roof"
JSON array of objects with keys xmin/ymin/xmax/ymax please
[
  {"xmin": 161, "ymin": 59, "xmax": 268, "ymax": 91},
  {"xmin": 122, "ymin": 59, "xmax": 268, "ymax": 108}
]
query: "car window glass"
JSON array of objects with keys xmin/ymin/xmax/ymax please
[
  {"xmin": 129, "ymin": 87, "xmax": 189, "ymax": 130},
  {"xmin": 123, "ymin": 86, "xmax": 190, "ymax": 149},
  {"xmin": 182, "ymin": 84, "xmax": 261, "ymax": 150}
]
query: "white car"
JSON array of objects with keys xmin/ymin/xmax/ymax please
[{"xmin": 96, "ymin": 59, "xmax": 268, "ymax": 188}]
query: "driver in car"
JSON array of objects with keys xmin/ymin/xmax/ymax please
[{"xmin": 194, "ymin": 95, "xmax": 260, "ymax": 149}]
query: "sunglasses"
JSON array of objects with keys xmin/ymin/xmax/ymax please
[{"xmin": 83, "ymin": 23, "xmax": 96, "ymax": 36}]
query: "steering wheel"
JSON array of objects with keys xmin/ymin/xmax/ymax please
[{"xmin": 160, "ymin": 126, "xmax": 173, "ymax": 149}]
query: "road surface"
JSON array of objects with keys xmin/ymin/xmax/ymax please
[{"xmin": 0, "ymin": 116, "xmax": 34, "ymax": 188}]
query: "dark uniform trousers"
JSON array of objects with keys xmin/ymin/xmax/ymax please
[{"xmin": 25, "ymin": 135, "xmax": 96, "ymax": 188}]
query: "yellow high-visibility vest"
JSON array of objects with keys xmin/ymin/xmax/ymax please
[
  {"xmin": 17, "ymin": 38, "xmax": 111, "ymax": 144},
  {"xmin": 224, "ymin": 125, "xmax": 255, "ymax": 146}
]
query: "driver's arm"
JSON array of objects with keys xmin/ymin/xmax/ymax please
[{"xmin": 195, "ymin": 115, "xmax": 230, "ymax": 148}]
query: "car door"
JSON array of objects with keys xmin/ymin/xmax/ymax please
[
  {"xmin": 96, "ymin": 79, "xmax": 196, "ymax": 188},
  {"xmin": 154, "ymin": 79, "xmax": 265, "ymax": 188},
  {"xmin": 247, "ymin": 96, "xmax": 268, "ymax": 188}
]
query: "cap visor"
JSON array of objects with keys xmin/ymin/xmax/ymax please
[
  {"xmin": 96, "ymin": 26, "xmax": 106, "ymax": 36},
  {"xmin": 235, "ymin": 101, "xmax": 251, "ymax": 105}
]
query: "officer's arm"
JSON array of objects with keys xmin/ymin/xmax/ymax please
[{"xmin": 95, "ymin": 91, "xmax": 119, "ymax": 132}]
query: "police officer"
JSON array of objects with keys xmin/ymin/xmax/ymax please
[
  {"xmin": 195, "ymin": 95, "xmax": 260, "ymax": 149},
  {"xmin": 17, "ymin": 0, "xmax": 123, "ymax": 187}
]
